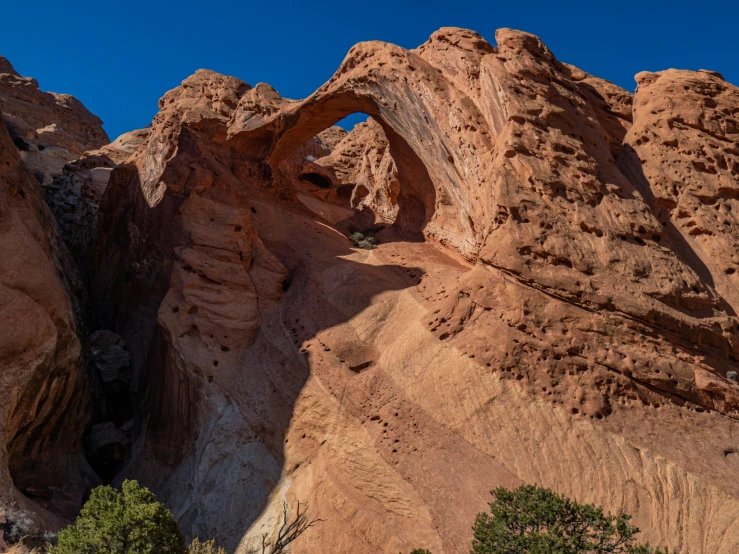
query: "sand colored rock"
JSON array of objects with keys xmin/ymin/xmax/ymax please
[
  {"xmin": 228, "ymin": 35, "xmax": 498, "ymax": 258},
  {"xmin": 93, "ymin": 127, "xmax": 151, "ymax": 164},
  {"xmin": 0, "ymin": 56, "xmax": 108, "ymax": 184},
  {"xmin": 622, "ymin": 69, "xmax": 739, "ymax": 313},
  {"xmin": 79, "ymin": 27, "xmax": 739, "ymax": 554}
]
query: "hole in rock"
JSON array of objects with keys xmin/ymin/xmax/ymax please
[
  {"xmin": 298, "ymin": 172, "xmax": 332, "ymax": 189},
  {"xmin": 335, "ymin": 112, "xmax": 370, "ymax": 131},
  {"xmin": 272, "ymin": 101, "xmax": 437, "ymax": 237}
]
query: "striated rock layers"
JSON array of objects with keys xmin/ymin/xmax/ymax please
[
  {"xmin": 3, "ymin": 25, "xmax": 739, "ymax": 554},
  {"xmin": 0, "ymin": 112, "xmax": 98, "ymax": 524}
]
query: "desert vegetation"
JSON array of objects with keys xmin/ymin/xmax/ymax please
[
  {"xmin": 348, "ymin": 230, "xmax": 378, "ymax": 249},
  {"xmin": 50, "ymin": 480, "xmax": 185, "ymax": 554},
  {"xmin": 403, "ymin": 485, "xmax": 667, "ymax": 554},
  {"xmin": 11, "ymin": 481, "xmax": 665, "ymax": 554},
  {"xmin": 2, "ymin": 483, "xmax": 670, "ymax": 553},
  {"xmin": 0, "ymin": 480, "xmax": 319, "ymax": 554},
  {"xmin": 5, "ymin": 481, "xmax": 668, "ymax": 554},
  {"xmin": 470, "ymin": 485, "xmax": 667, "ymax": 554}
]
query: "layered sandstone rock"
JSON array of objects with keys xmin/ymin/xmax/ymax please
[
  {"xmin": 0, "ymin": 56, "xmax": 108, "ymax": 185},
  {"xmin": 81, "ymin": 28, "xmax": 739, "ymax": 554},
  {"xmin": 4, "ymin": 25, "xmax": 739, "ymax": 554},
  {"xmin": 220, "ymin": 29, "xmax": 739, "ymax": 553},
  {"xmin": 0, "ymin": 115, "xmax": 97, "ymax": 523}
]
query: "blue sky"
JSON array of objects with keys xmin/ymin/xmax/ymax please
[{"xmin": 2, "ymin": 0, "xmax": 737, "ymax": 140}]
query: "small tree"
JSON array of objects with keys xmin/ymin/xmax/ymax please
[
  {"xmin": 51, "ymin": 480, "xmax": 186, "ymax": 554},
  {"xmin": 471, "ymin": 485, "xmax": 667, "ymax": 554}
]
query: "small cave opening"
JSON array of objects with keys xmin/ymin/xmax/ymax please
[{"xmin": 298, "ymin": 172, "xmax": 332, "ymax": 189}]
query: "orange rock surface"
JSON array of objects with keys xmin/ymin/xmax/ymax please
[{"xmin": 3, "ymin": 27, "xmax": 739, "ymax": 554}]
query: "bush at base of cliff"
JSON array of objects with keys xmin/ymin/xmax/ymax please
[
  {"xmin": 471, "ymin": 485, "xmax": 668, "ymax": 554},
  {"xmin": 50, "ymin": 480, "xmax": 186, "ymax": 554},
  {"xmin": 189, "ymin": 538, "xmax": 226, "ymax": 554},
  {"xmin": 348, "ymin": 231, "xmax": 378, "ymax": 250}
]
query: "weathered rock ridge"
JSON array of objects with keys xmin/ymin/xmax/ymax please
[
  {"xmin": 0, "ymin": 56, "xmax": 108, "ymax": 185},
  {"xmin": 3, "ymin": 25, "xmax": 739, "ymax": 554}
]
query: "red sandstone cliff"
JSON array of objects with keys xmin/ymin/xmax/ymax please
[
  {"xmin": 0, "ymin": 104, "xmax": 98, "ymax": 525},
  {"xmin": 2, "ymin": 26, "xmax": 739, "ymax": 554}
]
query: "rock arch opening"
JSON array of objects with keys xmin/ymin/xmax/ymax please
[{"xmin": 266, "ymin": 105, "xmax": 437, "ymax": 236}]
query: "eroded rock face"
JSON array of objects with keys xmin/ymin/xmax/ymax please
[
  {"xmin": 229, "ymin": 33, "xmax": 498, "ymax": 258},
  {"xmin": 309, "ymin": 118, "xmax": 399, "ymax": 219},
  {"xmin": 622, "ymin": 69, "xmax": 739, "ymax": 312},
  {"xmin": 43, "ymin": 128, "xmax": 151, "ymax": 272},
  {"xmin": 0, "ymin": 56, "xmax": 108, "ymax": 185},
  {"xmin": 0, "ymin": 116, "xmax": 97, "ymax": 521},
  {"xmin": 221, "ymin": 28, "xmax": 739, "ymax": 553}
]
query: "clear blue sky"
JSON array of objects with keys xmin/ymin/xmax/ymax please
[{"xmin": 2, "ymin": 0, "xmax": 737, "ymax": 140}]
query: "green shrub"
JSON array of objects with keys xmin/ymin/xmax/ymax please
[
  {"xmin": 189, "ymin": 537, "xmax": 226, "ymax": 554},
  {"xmin": 50, "ymin": 480, "xmax": 186, "ymax": 554},
  {"xmin": 471, "ymin": 485, "xmax": 667, "ymax": 554},
  {"xmin": 349, "ymin": 231, "xmax": 377, "ymax": 250},
  {"xmin": 409, "ymin": 550, "xmax": 432, "ymax": 554}
]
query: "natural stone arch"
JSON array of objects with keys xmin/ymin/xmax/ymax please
[{"xmin": 229, "ymin": 41, "xmax": 498, "ymax": 258}]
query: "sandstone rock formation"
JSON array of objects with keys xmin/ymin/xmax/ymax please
[
  {"xmin": 43, "ymin": 128, "xmax": 151, "ymax": 272},
  {"xmin": 308, "ymin": 118, "xmax": 399, "ymax": 220},
  {"xmin": 0, "ymin": 56, "xmax": 108, "ymax": 185},
  {"xmin": 0, "ymin": 114, "xmax": 97, "ymax": 524},
  {"xmin": 3, "ymin": 25, "xmax": 739, "ymax": 554},
  {"xmin": 623, "ymin": 68, "xmax": 739, "ymax": 313}
]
